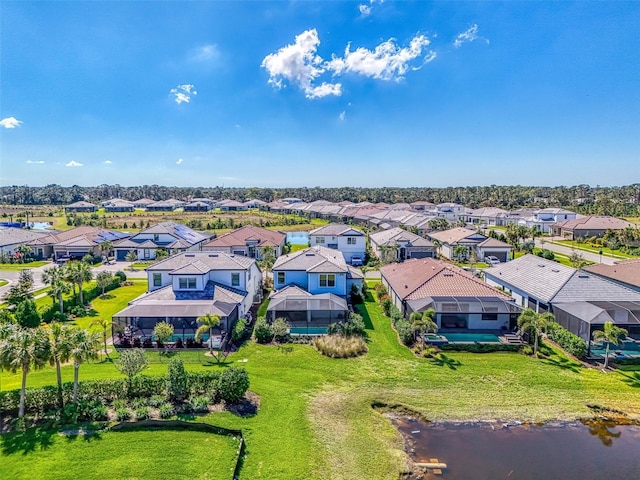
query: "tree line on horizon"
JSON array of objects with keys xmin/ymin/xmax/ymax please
[{"xmin": 1, "ymin": 183, "xmax": 639, "ymax": 216}]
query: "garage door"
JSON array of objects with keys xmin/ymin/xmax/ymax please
[{"xmin": 409, "ymin": 251, "xmax": 434, "ymax": 259}]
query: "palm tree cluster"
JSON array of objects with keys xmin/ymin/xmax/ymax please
[{"xmin": 0, "ymin": 318, "xmax": 100, "ymax": 418}]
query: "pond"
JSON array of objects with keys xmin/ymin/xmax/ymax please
[
  {"xmin": 286, "ymin": 231, "xmax": 310, "ymax": 245},
  {"xmin": 394, "ymin": 417, "xmax": 640, "ymax": 480},
  {"xmin": 28, "ymin": 221, "xmax": 52, "ymax": 230}
]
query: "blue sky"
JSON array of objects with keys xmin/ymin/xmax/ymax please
[{"xmin": 1, "ymin": 1, "xmax": 638, "ymax": 188}]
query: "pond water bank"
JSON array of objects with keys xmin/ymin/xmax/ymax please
[{"xmin": 393, "ymin": 416, "xmax": 640, "ymax": 480}]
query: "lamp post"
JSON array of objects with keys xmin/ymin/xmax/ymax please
[{"xmin": 599, "ymin": 249, "xmax": 603, "ymax": 264}]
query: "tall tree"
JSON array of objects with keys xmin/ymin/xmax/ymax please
[
  {"xmin": 258, "ymin": 245, "xmax": 276, "ymax": 271},
  {"xmin": 95, "ymin": 271, "xmax": 113, "ymax": 296},
  {"xmin": 47, "ymin": 322, "xmax": 74, "ymax": 407},
  {"xmin": 99, "ymin": 240, "xmax": 113, "ymax": 263},
  {"xmin": 592, "ymin": 322, "xmax": 628, "ymax": 369},
  {"xmin": 65, "ymin": 261, "xmax": 93, "ymax": 305},
  {"xmin": 42, "ymin": 266, "xmax": 71, "ymax": 313},
  {"xmin": 195, "ymin": 313, "xmax": 221, "ymax": 357},
  {"xmin": 90, "ymin": 318, "xmax": 112, "ymax": 357},
  {"xmin": 69, "ymin": 328, "xmax": 100, "ymax": 403},
  {"xmin": 3, "ymin": 269, "xmax": 34, "ymax": 307},
  {"xmin": 410, "ymin": 308, "xmax": 437, "ymax": 350},
  {"xmin": 517, "ymin": 309, "xmax": 555, "ymax": 356},
  {"xmin": 14, "ymin": 300, "xmax": 41, "ymax": 328},
  {"xmin": 0, "ymin": 326, "xmax": 51, "ymax": 417}
]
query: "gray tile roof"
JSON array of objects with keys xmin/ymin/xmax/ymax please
[
  {"xmin": 272, "ymin": 245, "xmax": 348, "ymax": 273},
  {"xmin": 551, "ymin": 272, "xmax": 640, "ymax": 303},
  {"xmin": 369, "ymin": 227, "xmax": 434, "ymax": 248},
  {"xmin": 147, "ymin": 251, "xmax": 256, "ymax": 272},
  {"xmin": 483, "ymin": 254, "xmax": 575, "ymax": 303},
  {"xmin": 0, "ymin": 227, "xmax": 51, "ymax": 247},
  {"xmin": 309, "ymin": 223, "xmax": 365, "ymax": 236}
]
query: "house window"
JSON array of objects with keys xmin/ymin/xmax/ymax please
[
  {"xmin": 231, "ymin": 273, "xmax": 240, "ymax": 287},
  {"xmin": 319, "ymin": 274, "xmax": 336, "ymax": 287},
  {"xmin": 153, "ymin": 234, "xmax": 159, "ymax": 242},
  {"xmin": 153, "ymin": 273, "xmax": 162, "ymax": 287},
  {"xmin": 482, "ymin": 313, "xmax": 498, "ymax": 321},
  {"xmin": 347, "ymin": 237, "xmax": 357, "ymax": 245},
  {"xmin": 179, "ymin": 277, "xmax": 197, "ymax": 289},
  {"xmin": 316, "ymin": 236, "xmax": 325, "ymax": 244},
  {"xmin": 442, "ymin": 303, "xmax": 459, "ymax": 312},
  {"xmin": 277, "ymin": 272, "xmax": 285, "ymax": 284}
]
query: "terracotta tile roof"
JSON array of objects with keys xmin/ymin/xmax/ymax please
[
  {"xmin": 582, "ymin": 259, "xmax": 640, "ymax": 289},
  {"xmin": 381, "ymin": 258, "xmax": 508, "ymax": 301},
  {"xmin": 203, "ymin": 225, "xmax": 285, "ymax": 249}
]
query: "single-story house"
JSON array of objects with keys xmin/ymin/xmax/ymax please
[
  {"xmin": 184, "ymin": 201, "xmax": 212, "ymax": 212},
  {"xmin": 551, "ymin": 216, "xmax": 635, "ymax": 239},
  {"xmin": 113, "ymin": 221, "xmax": 208, "ymax": 261},
  {"xmin": 28, "ymin": 226, "xmax": 130, "ymax": 260},
  {"xmin": 583, "ymin": 259, "xmax": 640, "ymax": 293},
  {"xmin": 380, "ymin": 258, "xmax": 520, "ymax": 330},
  {"xmin": 64, "ymin": 201, "xmax": 98, "ymax": 213},
  {"xmin": 133, "ymin": 198, "xmax": 156, "ymax": 209},
  {"xmin": 369, "ymin": 227, "xmax": 436, "ymax": 262},
  {"xmin": 103, "ymin": 199, "xmax": 135, "ymax": 212},
  {"xmin": 428, "ymin": 227, "xmax": 512, "ymax": 263},
  {"xmin": 146, "ymin": 199, "xmax": 185, "ymax": 212},
  {"xmin": 202, "ymin": 225, "xmax": 286, "ymax": 259},
  {"xmin": 0, "ymin": 227, "xmax": 51, "ymax": 257}
]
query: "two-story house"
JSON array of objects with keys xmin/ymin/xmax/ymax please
[
  {"xmin": 113, "ymin": 222, "xmax": 209, "ymax": 261},
  {"xmin": 268, "ymin": 246, "xmax": 364, "ymax": 333},
  {"xmin": 112, "ymin": 251, "xmax": 262, "ymax": 344},
  {"xmin": 203, "ymin": 225, "xmax": 286, "ymax": 259},
  {"xmin": 308, "ymin": 223, "xmax": 366, "ymax": 264}
]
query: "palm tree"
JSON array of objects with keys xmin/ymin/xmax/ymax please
[
  {"xmin": 66, "ymin": 261, "xmax": 93, "ymax": 305},
  {"xmin": 592, "ymin": 322, "xmax": 628, "ymax": 369},
  {"xmin": 195, "ymin": 313, "xmax": 221, "ymax": 357},
  {"xmin": 517, "ymin": 308, "xmax": 555, "ymax": 356},
  {"xmin": 99, "ymin": 240, "xmax": 113, "ymax": 263},
  {"xmin": 0, "ymin": 326, "xmax": 51, "ymax": 417},
  {"xmin": 90, "ymin": 318, "xmax": 112, "ymax": 357},
  {"xmin": 42, "ymin": 266, "xmax": 71, "ymax": 314},
  {"xmin": 47, "ymin": 322, "xmax": 74, "ymax": 407},
  {"xmin": 411, "ymin": 308, "xmax": 438, "ymax": 350},
  {"xmin": 69, "ymin": 329, "xmax": 100, "ymax": 403}
]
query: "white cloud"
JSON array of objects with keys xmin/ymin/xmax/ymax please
[
  {"xmin": 26, "ymin": 160, "xmax": 45, "ymax": 164},
  {"xmin": 339, "ymin": 111, "xmax": 346, "ymax": 121},
  {"xmin": 104, "ymin": 160, "xmax": 112, "ymax": 165},
  {"xmin": 261, "ymin": 29, "xmax": 342, "ymax": 99},
  {"xmin": 0, "ymin": 117, "xmax": 22, "ymax": 129},
  {"xmin": 65, "ymin": 160, "xmax": 83, "ymax": 167},
  {"xmin": 176, "ymin": 158, "xmax": 184, "ymax": 165},
  {"xmin": 359, "ymin": 5, "xmax": 372, "ymax": 17},
  {"xmin": 170, "ymin": 84, "xmax": 198, "ymax": 104},
  {"xmin": 188, "ymin": 44, "xmax": 219, "ymax": 63},
  {"xmin": 454, "ymin": 24, "xmax": 482, "ymax": 48},
  {"xmin": 327, "ymin": 34, "xmax": 433, "ymax": 81}
]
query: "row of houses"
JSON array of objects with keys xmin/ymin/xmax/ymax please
[{"xmin": 65, "ymin": 198, "xmax": 268, "ymax": 213}]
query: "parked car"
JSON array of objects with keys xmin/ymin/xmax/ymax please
[
  {"xmin": 351, "ymin": 256, "xmax": 363, "ymax": 266},
  {"xmin": 485, "ymin": 256, "xmax": 501, "ymax": 265}
]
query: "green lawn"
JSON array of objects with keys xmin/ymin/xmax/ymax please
[
  {"xmin": 0, "ymin": 279, "xmax": 7, "ymax": 287},
  {"xmin": 0, "ymin": 428, "xmax": 240, "ymax": 480},
  {"xmin": 552, "ymin": 239, "xmax": 638, "ymax": 259},
  {"xmin": 2, "ymin": 294, "xmax": 639, "ymax": 479},
  {"xmin": 72, "ymin": 281, "xmax": 147, "ymax": 330},
  {"xmin": 0, "ymin": 261, "xmax": 50, "ymax": 271}
]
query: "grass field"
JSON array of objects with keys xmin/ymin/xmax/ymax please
[
  {"xmin": 552, "ymin": 239, "xmax": 638, "ymax": 259},
  {"xmin": 0, "ymin": 428, "xmax": 240, "ymax": 480},
  {"xmin": 0, "ymin": 262, "xmax": 50, "ymax": 270},
  {"xmin": 1, "ymin": 291, "xmax": 639, "ymax": 479}
]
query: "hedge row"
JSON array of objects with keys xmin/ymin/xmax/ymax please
[
  {"xmin": 0, "ymin": 371, "xmax": 221, "ymax": 415},
  {"xmin": 546, "ymin": 322, "xmax": 588, "ymax": 359}
]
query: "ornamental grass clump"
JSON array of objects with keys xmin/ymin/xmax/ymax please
[{"xmin": 313, "ymin": 335, "xmax": 368, "ymax": 358}]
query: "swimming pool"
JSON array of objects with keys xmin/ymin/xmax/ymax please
[
  {"xmin": 443, "ymin": 333, "xmax": 502, "ymax": 343},
  {"xmin": 590, "ymin": 340, "xmax": 640, "ymax": 358},
  {"xmin": 289, "ymin": 327, "xmax": 328, "ymax": 335}
]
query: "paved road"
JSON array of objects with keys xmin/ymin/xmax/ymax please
[
  {"xmin": 0, "ymin": 261, "xmax": 146, "ymax": 300},
  {"xmin": 534, "ymin": 237, "xmax": 618, "ymax": 265}
]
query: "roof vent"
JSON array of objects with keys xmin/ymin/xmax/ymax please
[
  {"xmin": 578, "ymin": 274, "xmax": 589, "ymax": 278},
  {"xmin": 538, "ymin": 264, "xmax": 545, "ymax": 268},
  {"xmin": 551, "ymin": 269, "xmax": 560, "ymax": 273},
  {"xmin": 404, "ymin": 284, "xmax": 408, "ymax": 289},
  {"xmin": 185, "ymin": 254, "xmax": 195, "ymax": 257},
  {"xmin": 208, "ymin": 254, "xmax": 218, "ymax": 257}
]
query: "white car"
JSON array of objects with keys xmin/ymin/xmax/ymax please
[{"xmin": 485, "ymin": 256, "xmax": 501, "ymax": 265}]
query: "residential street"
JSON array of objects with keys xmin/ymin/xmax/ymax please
[{"xmin": 534, "ymin": 237, "xmax": 618, "ymax": 265}]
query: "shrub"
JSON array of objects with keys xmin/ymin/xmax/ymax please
[
  {"xmin": 187, "ymin": 371, "xmax": 221, "ymax": 396},
  {"xmin": 88, "ymin": 403, "xmax": 109, "ymax": 421},
  {"xmin": 175, "ymin": 337, "xmax": 184, "ymax": 348},
  {"xmin": 327, "ymin": 313, "xmax": 366, "ymax": 337},
  {"xmin": 232, "ymin": 317, "xmax": 247, "ymax": 344},
  {"xmin": 153, "ymin": 321, "xmax": 174, "ymax": 346},
  {"xmin": 272, "ymin": 317, "xmax": 289, "ymax": 343},
  {"xmin": 190, "ymin": 395, "xmax": 210, "ymax": 413},
  {"xmin": 254, "ymin": 316, "xmax": 274, "ymax": 343},
  {"xmin": 135, "ymin": 406, "xmax": 150, "ymax": 420},
  {"xmin": 166, "ymin": 358, "xmax": 189, "ymax": 403},
  {"xmin": 389, "ymin": 305, "xmax": 403, "ymax": 325},
  {"xmin": 313, "ymin": 335, "xmax": 368, "ymax": 358},
  {"xmin": 147, "ymin": 394, "xmax": 166, "ymax": 408},
  {"xmin": 546, "ymin": 322, "xmax": 588, "ymax": 359},
  {"xmin": 380, "ymin": 296, "xmax": 393, "ymax": 316},
  {"xmin": 116, "ymin": 407, "xmax": 132, "ymax": 421},
  {"xmin": 114, "ymin": 270, "xmax": 127, "ymax": 283},
  {"xmin": 521, "ymin": 345, "xmax": 534, "ymax": 356},
  {"xmin": 159, "ymin": 403, "xmax": 175, "ymax": 419},
  {"xmin": 395, "ymin": 320, "xmax": 414, "ymax": 346},
  {"xmin": 350, "ymin": 284, "xmax": 363, "ymax": 304},
  {"xmin": 141, "ymin": 337, "xmax": 152, "ymax": 348},
  {"xmin": 217, "ymin": 367, "xmax": 250, "ymax": 404},
  {"xmin": 374, "ymin": 283, "xmax": 388, "ymax": 298}
]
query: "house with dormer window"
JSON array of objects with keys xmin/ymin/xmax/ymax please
[{"xmin": 112, "ymin": 251, "xmax": 262, "ymax": 344}]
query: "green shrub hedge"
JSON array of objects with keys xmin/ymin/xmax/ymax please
[{"xmin": 546, "ymin": 322, "xmax": 587, "ymax": 359}]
